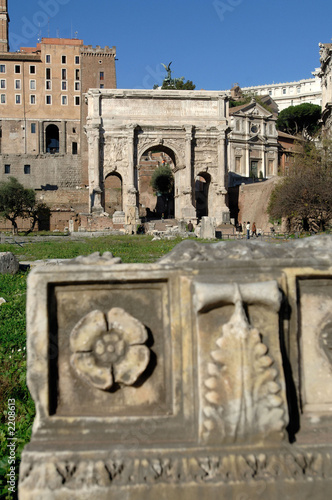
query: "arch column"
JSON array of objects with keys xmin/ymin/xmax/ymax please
[
  {"xmin": 87, "ymin": 125, "xmax": 103, "ymax": 213},
  {"xmin": 179, "ymin": 126, "xmax": 195, "ymax": 220},
  {"xmin": 212, "ymin": 127, "xmax": 229, "ymax": 225},
  {"xmin": 124, "ymin": 124, "xmax": 138, "ymax": 226}
]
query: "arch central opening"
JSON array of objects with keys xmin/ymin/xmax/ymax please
[{"xmin": 138, "ymin": 146, "xmax": 175, "ymax": 219}]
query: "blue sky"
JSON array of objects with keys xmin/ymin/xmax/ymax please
[{"xmin": 7, "ymin": 0, "xmax": 332, "ymax": 90}]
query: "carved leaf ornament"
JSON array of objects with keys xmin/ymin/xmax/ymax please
[
  {"xmin": 70, "ymin": 308, "xmax": 150, "ymax": 391},
  {"xmin": 201, "ymin": 285, "xmax": 285, "ymax": 443}
]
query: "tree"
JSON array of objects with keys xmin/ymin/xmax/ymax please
[
  {"xmin": 151, "ymin": 164, "xmax": 174, "ymax": 194},
  {"xmin": 276, "ymin": 103, "xmax": 321, "ymax": 137},
  {"xmin": 0, "ymin": 177, "xmax": 45, "ymax": 234},
  {"xmin": 268, "ymin": 140, "xmax": 332, "ymax": 232},
  {"xmin": 161, "ymin": 77, "xmax": 196, "ymax": 90}
]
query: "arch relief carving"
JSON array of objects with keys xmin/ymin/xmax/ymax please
[{"xmin": 136, "ymin": 138, "xmax": 185, "ymax": 168}]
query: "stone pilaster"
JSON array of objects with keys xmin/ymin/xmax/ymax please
[{"xmin": 87, "ymin": 125, "xmax": 103, "ymax": 213}]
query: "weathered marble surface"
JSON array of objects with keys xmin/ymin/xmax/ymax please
[
  {"xmin": 0, "ymin": 251, "xmax": 19, "ymax": 274},
  {"xmin": 19, "ymin": 236, "xmax": 332, "ymax": 499}
]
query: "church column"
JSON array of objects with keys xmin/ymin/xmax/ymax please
[
  {"xmin": 246, "ymin": 144, "xmax": 250, "ymax": 177},
  {"xmin": 261, "ymin": 145, "xmax": 266, "ymax": 178}
]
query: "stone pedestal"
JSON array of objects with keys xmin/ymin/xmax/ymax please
[
  {"xmin": 200, "ymin": 216, "xmax": 216, "ymax": 239},
  {"xmin": 19, "ymin": 237, "xmax": 332, "ymax": 500}
]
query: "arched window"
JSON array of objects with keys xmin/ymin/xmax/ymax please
[{"xmin": 46, "ymin": 124, "xmax": 59, "ymax": 153}]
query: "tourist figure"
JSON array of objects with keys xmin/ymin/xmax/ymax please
[
  {"xmin": 187, "ymin": 220, "xmax": 193, "ymax": 232},
  {"xmin": 246, "ymin": 221, "xmax": 250, "ymax": 239},
  {"xmin": 252, "ymin": 221, "xmax": 257, "ymax": 237}
]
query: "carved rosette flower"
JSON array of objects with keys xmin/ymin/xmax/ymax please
[{"xmin": 70, "ymin": 308, "xmax": 150, "ymax": 390}]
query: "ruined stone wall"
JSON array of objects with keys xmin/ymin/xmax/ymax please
[
  {"xmin": 0, "ymin": 154, "xmax": 82, "ymax": 189},
  {"xmin": 237, "ymin": 177, "xmax": 281, "ymax": 232}
]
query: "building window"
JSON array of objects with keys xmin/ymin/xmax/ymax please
[
  {"xmin": 297, "ymin": 86, "xmax": 301, "ymax": 94},
  {"xmin": 29, "ymin": 65, "xmax": 36, "ymax": 74},
  {"xmin": 75, "ymin": 96, "xmax": 80, "ymax": 106},
  {"xmin": 31, "ymin": 123, "xmax": 36, "ymax": 133},
  {"xmin": 99, "ymin": 71, "xmax": 104, "ymax": 80},
  {"xmin": 15, "ymin": 94, "xmax": 21, "ymax": 104},
  {"xmin": 0, "ymin": 79, "xmax": 5, "ymax": 89},
  {"xmin": 61, "ymin": 95, "xmax": 67, "ymax": 105},
  {"xmin": 100, "ymin": 84, "xmax": 104, "ymax": 89},
  {"xmin": 75, "ymin": 69, "xmax": 79, "ymax": 80},
  {"xmin": 46, "ymin": 124, "xmax": 59, "ymax": 153},
  {"xmin": 46, "ymin": 54, "xmax": 51, "ymax": 63},
  {"xmin": 4, "ymin": 164, "xmax": 10, "ymax": 174},
  {"xmin": 62, "ymin": 68, "xmax": 66, "ymax": 80},
  {"xmin": 46, "ymin": 80, "xmax": 51, "ymax": 90},
  {"xmin": 72, "ymin": 142, "xmax": 77, "ymax": 154},
  {"xmin": 46, "ymin": 95, "xmax": 51, "ymax": 105},
  {"xmin": 30, "ymin": 95, "xmax": 36, "ymax": 104},
  {"xmin": 282, "ymin": 88, "xmax": 286, "ymax": 95},
  {"xmin": 75, "ymin": 55, "xmax": 79, "ymax": 64},
  {"xmin": 61, "ymin": 81, "xmax": 67, "ymax": 90},
  {"xmin": 46, "ymin": 68, "xmax": 51, "ymax": 80},
  {"xmin": 1, "ymin": 94, "xmax": 5, "ymax": 104},
  {"xmin": 0, "ymin": 64, "xmax": 5, "ymax": 73},
  {"xmin": 62, "ymin": 55, "xmax": 66, "ymax": 64},
  {"xmin": 14, "ymin": 65, "xmax": 21, "ymax": 74},
  {"xmin": 235, "ymin": 119, "xmax": 240, "ymax": 132},
  {"xmin": 15, "ymin": 79, "xmax": 21, "ymax": 90},
  {"xmin": 74, "ymin": 81, "xmax": 80, "ymax": 91},
  {"xmin": 30, "ymin": 79, "xmax": 36, "ymax": 90},
  {"xmin": 269, "ymin": 90, "xmax": 272, "ymax": 96},
  {"xmin": 24, "ymin": 164, "xmax": 30, "ymax": 174}
]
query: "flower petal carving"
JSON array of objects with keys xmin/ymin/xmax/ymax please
[{"xmin": 70, "ymin": 308, "xmax": 151, "ymax": 391}]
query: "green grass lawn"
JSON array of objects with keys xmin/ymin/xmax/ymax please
[
  {"xmin": 0, "ymin": 234, "xmax": 186, "ymax": 263},
  {"xmin": 0, "ymin": 234, "xmax": 195, "ymax": 499}
]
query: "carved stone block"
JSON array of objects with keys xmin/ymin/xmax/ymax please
[{"xmin": 19, "ymin": 237, "xmax": 332, "ymax": 499}]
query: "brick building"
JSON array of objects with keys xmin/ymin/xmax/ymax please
[{"xmin": 0, "ymin": 0, "xmax": 116, "ymax": 226}]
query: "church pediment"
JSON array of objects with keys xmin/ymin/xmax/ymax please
[
  {"xmin": 230, "ymin": 100, "xmax": 273, "ymax": 118},
  {"xmin": 248, "ymin": 134, "xmax": 266, "ymax": 144}
]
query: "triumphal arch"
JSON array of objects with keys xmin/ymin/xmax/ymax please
[{"xmin": 85, "ymin": 89, "xmax": 230, "ymax": 225}]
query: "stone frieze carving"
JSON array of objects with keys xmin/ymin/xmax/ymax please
[
  {"xmin": 320, "ymin": 318, "xmax": 332, "ymax": 366},
  {"xmin": 19, "ymin": 450, "xmax": 332, "ymax": 489},
  {"xmin": 70, "ymin": 307, "xmax": 150, "ymax": 390},
  {"xmin": 104, "ymin": 137, "xmax": 128, "ymax": 165}
]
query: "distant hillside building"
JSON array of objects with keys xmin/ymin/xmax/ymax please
[
  {"xmin": 224, "ymin": 72, "xmax": 322, "ymax": 112},
  {"xmin": 319, "ymin": 42, "xmax": 332, "ymax": 134},
  {"xmin": 0, "ymin": 0, "xmax": 116, "ymax": 220}
]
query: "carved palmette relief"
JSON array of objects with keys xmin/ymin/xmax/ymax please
[{"xmin": 194, "ymin": 281, "xmax": 287, "ymax": 444}]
